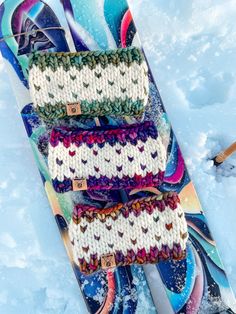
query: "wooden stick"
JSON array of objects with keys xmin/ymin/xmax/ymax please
[{"xmin": 213, "ymin": 141, "xmax": 236, "ymax": 166}]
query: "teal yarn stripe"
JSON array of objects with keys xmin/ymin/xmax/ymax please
[
  {"xmin": 36, "ymin": 98, "xmax": 145, "ymax": 120},
  {"xmin": 29, "ymin": 47, "xmax": 145, "ymax": 71}
]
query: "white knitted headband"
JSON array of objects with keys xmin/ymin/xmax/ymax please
[
  {"xmin": 29, "ymin": 47, "xmax": 149, "ymax": 120},
  {"xmin": 48, "ymin": 121, "xmax": 167, "ymax": 193},
  {"xmin": 69, "ymin": 192, "xmax": 188, "ymax": 275}
]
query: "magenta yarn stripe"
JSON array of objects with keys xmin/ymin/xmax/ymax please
[{"xmin": 49, "ymin": 121, "xmax": 158, "ymax": 149}]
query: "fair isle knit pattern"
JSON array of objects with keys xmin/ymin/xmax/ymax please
[
  {"xmin": 69, "ymin": 192, "xmax": 188, "ymax": 275},
  {"xmin": 29, "ymin": 47, "xmax": 149, "ymax": 120},
  {"xmin": 48, "ymin": 121, "xmax": 166, "ymax": 193}
]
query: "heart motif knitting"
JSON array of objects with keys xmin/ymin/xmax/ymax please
[
  {"xmin": 69, "ymin": 192, "xmax": 188, "ymax": 275},
  {"xmin": 48, "ymin": 121, "xmax": 167, "ymax": 193},
  {"xmin": 29, "ymin": 47, "xmax": 149, "ymax": 120}
]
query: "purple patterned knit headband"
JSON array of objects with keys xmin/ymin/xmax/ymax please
[{"xmin": 48, "ymin": 121, "xmax": 167, "ymax": 193}]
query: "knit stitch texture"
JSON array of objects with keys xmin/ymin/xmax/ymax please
[
  {"xmin": 69, "ymin": 192, "xmax": 188, "ymax": 274},
  {"xmin": 48, "ymin": 121, "xmax": 167, "ymax": 193},
  {"xmin": 29, "ymin": 47, "xmax": 149, "ymax": 120}
]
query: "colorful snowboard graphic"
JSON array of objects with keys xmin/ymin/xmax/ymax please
[{"xmin": 0, "ymin": 0, "xmax": 235, "ymax": 313}]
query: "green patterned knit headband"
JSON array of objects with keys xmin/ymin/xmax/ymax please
[{"xmin": 29, "ymin": 47, "xmax": 149, "ymax": 120}]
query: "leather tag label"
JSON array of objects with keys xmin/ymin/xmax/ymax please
[
  {"xmin": 101, "ymin": 253, "xmax": 116, "ymax": 269},
  {"xmin": 72, "ymin": 179, "xmax": 87, "ymax": 191},
  {"xmin": 66, "ymin": 103, "xmax": 82, "ymax": 116}
]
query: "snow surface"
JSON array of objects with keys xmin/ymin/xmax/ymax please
[
  {"xmin": 0, "ymin": 0, "xmax": 236, "ymax": 313},
  {"xmin": 129, "ymin": 0, "xmax": 236, "ymax": 297}
]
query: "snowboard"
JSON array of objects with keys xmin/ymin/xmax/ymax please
[{"xmin": 0, "ymin": 0, "xmax": 235, "ymax": 313}]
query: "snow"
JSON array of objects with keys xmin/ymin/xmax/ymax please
[
  {"xmin": 0, "ymin": 0, "xmax": 236, "ymax": 313},
  {"xmin": 129, "ymin": 0, "xmax": 236, "ymax": 296}
]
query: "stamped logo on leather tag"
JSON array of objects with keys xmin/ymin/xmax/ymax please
[
  {"xmin": 101, "ymin": 253, "xmax": 116, "ymax": 269},
  {"xmin": 66, "ymin": 103, "xmax": 81, "ymax": 116},
  {"xmin": 72, "ymin": 179, "xmax": 87, "ymax": 191}
]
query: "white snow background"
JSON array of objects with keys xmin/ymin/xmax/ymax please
[{"xmin": 0, "ymin": 0, "xmax": 236, "ymax": 313}]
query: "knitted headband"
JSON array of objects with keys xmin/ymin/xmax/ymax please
[
  {"xmin": 48, "ymin": 121, "xmax": 166, "ymax": 193},
  {"xmin": 29, "ymin": 47, "xmax": 149, "ymax": 120},
  {"xmin": 69, "ymin": 192, "xmax": 188, "ymax": 275}
]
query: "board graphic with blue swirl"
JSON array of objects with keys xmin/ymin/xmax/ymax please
[{"xmin": 0, "ymin": 0, "xmax": 235, "ymax": 313}]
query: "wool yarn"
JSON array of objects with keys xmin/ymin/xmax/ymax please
[
  {"xmin": 29, "ymin": 47, "xmax": 149, "ymax": 120},
  {"xmin": 48, "ymin": 121, "xmax": 167, "ymax": 193},
  {"xmin": 69, "ymin": 192, "xmax": 188, "ymax": 275}
]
